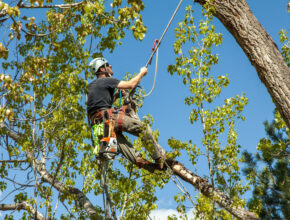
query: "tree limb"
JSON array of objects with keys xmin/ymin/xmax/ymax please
[
  {"xmin": 19, "ymin": 2, "xmax": 83, "ymax": 9},
  {"xmin": 0, "ymin": 202, "xmax": 46, "ymax": 220},
  {"xmin": 0, "ymin": 123, "xmax": 21, "ymax": 142},
  {"xmin": 166, "ymin": 159, "xmax": 259, "ymax": 220},
  {"xmin": 10, "ymin": 16, "xmax": 51, "ymax": 37}
]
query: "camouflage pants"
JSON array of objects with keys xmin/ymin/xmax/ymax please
[{"xmin": 92, "ymin": 113, "xmax": 164, "ymax": 164}]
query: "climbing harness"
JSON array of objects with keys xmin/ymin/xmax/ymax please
[
  {"xmin": 97, "ymin": 115, "xmax": 118, "ymax": 160},
  {"xmin": 91, "ymin": 89, "xmax": 128, "ymax": 160},
  {"xmin": 91, "ymin": 109, "xmax": 120, "ymax": 160}
]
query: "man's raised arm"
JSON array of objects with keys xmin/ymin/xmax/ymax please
[{"xmin": 117, "ymin": 67, "xmax": 147, "ymax": 89}]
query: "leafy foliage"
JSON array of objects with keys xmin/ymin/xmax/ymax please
[
  {"xmin": 168, "ymin": 5, "xmax": 248, "ymax": 219},
  {"xmin": 0, "ymin": 0, "xmax": 164, "ymax": 219},
  {"xmin": 243, "ymin": 110, "xmax": 290, "ymax": 219},
  {"xmin": 279, "ymin": 29, "xmax": 290, "ymax": 67}
]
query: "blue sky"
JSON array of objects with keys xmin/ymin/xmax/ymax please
[
  {"xmin": 101, "ymin": 0, "xmax": 289, "ymax": 215},
  {"xmin": 0, "ymin": 0, "xmax": 288, "ymax": 219}
]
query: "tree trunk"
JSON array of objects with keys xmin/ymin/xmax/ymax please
[{"xmin": 196, "ymin": 0, "xmax": 290, "ymax": 128}]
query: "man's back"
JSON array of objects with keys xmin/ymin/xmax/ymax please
[{"xmin": 87, "ymin": 77, "xmax": 120, "ymax": 117}]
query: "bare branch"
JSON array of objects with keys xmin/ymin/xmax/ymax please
[
  {"xmin": 4, "ymin": 177, "xmax": 34, "ymax": 187},
  {"xmin": 0, "ymin": 16, "xmax": 9, "ymax": 23},
  {"xmin": 41, "ymin": 129, "xmax": 47, "ymax": 168},
  {"xmin": 11, "ymin": 100, "xmax": 64, "ymax": 122},
  {"xmin": 0, "ymin": 202, "xmax": 47, "ymax": 220},
  {"xmin": 19, "ymin": 2, "xmax": 83, "ymax": 9},
  {"xmin": 0, "ymin": 160, "xmax": 27, "ymax": 163},
  {"xmin": 17, "ymin": 0, "xmax": 23, "ymax": 7},
  {"xmin": 10, "ymin": 16, "xmax": 50, "ymax": 37},
  {"xmin": 20, "ymin": 27, "xmax": 50, "ymax": 37},
  {"xmin": 120, "ymin": 166, "xmax": 133, "ymax": 219}
]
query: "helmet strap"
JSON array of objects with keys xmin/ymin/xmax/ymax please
[
  {"xmin": 96, "ymin": 71, "xmax": 111, "ymax": 78},
  {"xmin": 104, "ymin": 65, "xmax": 112, "ymax": 77},
  {"xmin": 96, "ymin": 64, "xmax": 111, "ymax": 77}
]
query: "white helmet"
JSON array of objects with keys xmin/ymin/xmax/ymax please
[{"xmin": 89, "ymin": 57, "xmax": 109, "ymax": 74}]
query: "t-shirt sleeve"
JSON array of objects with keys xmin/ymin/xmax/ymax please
[{"xmin": 105, "ymin": 78, "xmax": 120, "ymax": 89}]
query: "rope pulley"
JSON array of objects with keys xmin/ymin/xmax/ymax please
[{"xmin": 148, "ymin": 39, "xmax": 160, "ymax": 66}]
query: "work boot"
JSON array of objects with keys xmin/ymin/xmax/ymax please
[
  {"xmin": 136, "ymin": 156, "xmax": 156, "ymax": 173},
  {"xmin": 155, "ymin": 152, "xmax": 166, "ymax": 170}
]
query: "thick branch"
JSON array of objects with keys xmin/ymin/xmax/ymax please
[
  {"xmin": 166, "ymin": 159, "xmax": 259, "ymax": 220},
  {"xmin": 0, "ymin": 123, "xmax": 21, "ymax": 141},
  {"xmin": 0, "ymin": 202, "xmax": 46, "ymax": 220}
]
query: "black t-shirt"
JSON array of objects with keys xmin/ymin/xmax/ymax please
[{"xmin": 87, "ymin": 77, "xmax": 120, "ymax": 117}]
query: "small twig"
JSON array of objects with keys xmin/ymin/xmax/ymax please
[
  {"xmin": 4, "ymin": 177, "xmax": 34, "ymax": 187},
  {"xmin": 11, "ymin": 99, "xmax": 63, "ymax": 122},
  {"xmin": 51, "ymin": 194, "xmax": 60, "ymax": 220},
  {"xmin": 0, "ymin": 160, "xmax": 27, "ymax": 163},
  {"xmin": 60, "ymin": 200, "xmax": 76, "ymax": 219},
  {"xmin": 0, "ymin": 185, "xmax": 26, "ymax": 202},
  {"xmin": 0, "ymin": 16, "xmax": 9, "ymax": 23}
]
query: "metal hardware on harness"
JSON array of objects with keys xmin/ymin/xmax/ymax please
[
  {"xmin": 92, "ymin": 110, "xmax": 120, "ymax": 160},
  {"xmin": 98, "ymin": 137, "xmax": 118, "ymax": 160}
]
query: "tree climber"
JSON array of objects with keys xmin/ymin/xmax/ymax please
[{"xmin": 87, "ymin": 57, "xmax": 166, "ymax": 172}]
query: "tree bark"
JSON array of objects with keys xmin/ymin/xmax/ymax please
[{"xmin": 196, "ymin": 0, "xmax": 290, "ymax": 128}]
